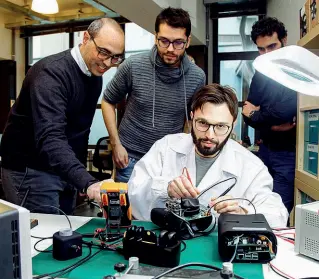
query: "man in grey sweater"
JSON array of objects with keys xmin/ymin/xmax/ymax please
[{"xmin": 102, "ymin": 7, "xmax": 206, "ymax": 183}]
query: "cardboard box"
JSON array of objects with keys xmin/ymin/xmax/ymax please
[{"xmin": 300, "ymin": 0, "xmax": 310, "ymax": 38}]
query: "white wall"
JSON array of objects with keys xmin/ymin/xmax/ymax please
[
  {"xmin": 0, "ymin": 13, "xmax": 13, "ymax": 60},
  {"xmin": 154, "ymin": 0, "xmax": 206, "ymax": 45},
  {"xmin": 125, "ymin": 23, "xmax": 154, "ymax": 52},
  {"xmin": 267, "ymin": 0, "xmax": 306, "ymax": 45},
  {"xmin": 0, "ymin": 11, "xmax": 25, "ymax": 97},
  {"xmin": 100, "ymin": 0, "xmax": 206, "ymax": 45}
]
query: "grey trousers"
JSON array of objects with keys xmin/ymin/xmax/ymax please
[{"xmin": 1, "ymin": 167, "xmax": 77, "ymax": 215}]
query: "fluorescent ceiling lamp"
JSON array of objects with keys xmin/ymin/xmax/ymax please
[
  {"xmin": 253, "ymin": 45, "xmax": 319, "ymax": 96},
  {"xmin": 31, "ymin": 0, "xmax": 59, "ymax": 14}
]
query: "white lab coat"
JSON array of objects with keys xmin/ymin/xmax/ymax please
[{"xmin": 128, "ymin": 133, "xmax": 288, "ymax": 228}]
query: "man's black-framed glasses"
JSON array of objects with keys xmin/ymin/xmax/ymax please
[
  {"xmin": 157, "ymin": 36, "xmax": 187, "ymax": 50},
  {"xmin": 90, "ymin": 35, "xmax": 124, "ymax": 65},
  {"xmin": 194, "ymin": 119, "xmax": 231, "ymax": 136}
]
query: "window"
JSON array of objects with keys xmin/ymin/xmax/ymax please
[
  {"xmin": 213, "ymin": 15, "xmax": 260, "ymax": 143},
  {"xmin": 31, "ymin": 33, "xmax": 69, "ymax": 65},
  {"xmin": 220, "ymin": 60, "xmax": 255, "ymax": 141},
  {"xmin": 218, "ymin": 16, "xmax": 258, "ymax": 53}
]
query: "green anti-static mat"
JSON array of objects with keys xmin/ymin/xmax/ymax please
[{"xmin": 32, "ymin": 218, "xmax": 264, "ymax": 279}]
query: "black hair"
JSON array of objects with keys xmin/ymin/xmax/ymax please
[
  {"xmin": 155, "ymin": 7, "xmax": 191, "ymax": 37},
  {"xmin": 251, "ymin": 17, "xmax": 287, "ymax": 44}
]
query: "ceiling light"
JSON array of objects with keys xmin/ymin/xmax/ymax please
[{"xmin": 31, "ymin": 0, "xmax": 59, "ymax": 14}]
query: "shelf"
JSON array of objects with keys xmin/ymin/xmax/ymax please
[
  {"xmin": 295, "ymin": 170, "xmax": 319, "ymax": 190},
  {"xmin": 300, "ymin": 105, "xmax": 319, "ymax": 112},
  {"xmin": 295, "ymin": 176, "xmax": 319, "ymax": 201},
  {"xmin": 298, "ymin": 23, "xmax": 319, "ymax": 49}
]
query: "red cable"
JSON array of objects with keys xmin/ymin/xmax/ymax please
[
  {"xmin": 276, "ymin": 235, "xmax": 295, "ymax": 244},
  {"xmin": 275, "ymin": 233, "xmax": 295, "ymax": 237},
  {"xmin": 269, "ymin": 262, "xmax": 296, "ymax": 279}
]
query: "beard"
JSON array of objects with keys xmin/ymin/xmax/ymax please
[
  {"xmin": 191, "ymin": 128, "xmax": 231, "ymax": 157},
  {"xmin": 157, "ymin": 49, "xmax": 185, "ymax": 66}
]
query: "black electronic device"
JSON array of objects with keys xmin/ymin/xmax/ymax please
[
  {"xmin": 100, "ymin": 182, "xmax": 132, "ymax": 237},
  {"xmin": 53, "ymin": 229, "xmax": 82, "ymax": 261},
  {"xmin": 151, "ymin": 198, "xmax": 215, "ymax": 239},
  {"xmin": 218, "ymin": 213, "xmax": 277, "ymax": 263},
  {"xmin": 122, "ymin": 225, "xmax": 181, "ymax": 267}
]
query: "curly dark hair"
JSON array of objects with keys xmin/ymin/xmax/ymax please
[
  {"xmin": 251, "ymin": 17, "xmax": 287, "ymax": 44},
  {"xmin": 155, "ymin": 7, "xmax": 191, "ymax": 37}
]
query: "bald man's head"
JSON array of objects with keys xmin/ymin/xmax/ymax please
[
  {"xmin": 80, "ymin": 17, "xmax": 125, "ymax": 76},
  {"xmin": 87, "ymin": 18, "xmax": 124, "ymax": 38}
]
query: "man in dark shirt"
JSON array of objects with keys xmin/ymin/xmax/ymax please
[
  {"xmin": 0, "ymin": 18, "xmax": 125, "ymax": 214},
  {"xmin": 243, "ymin": 17, "xmax": 297, "ymax": 214}
]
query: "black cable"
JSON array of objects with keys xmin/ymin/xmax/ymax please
[
  {"xmin": 180, "ymin": 240, "xmax": 186, "ymax": 252},
  {"xmin": 151, "ymin": 262, "xmax": 245, "ymax": 279},
  {"xmin": 81, "ymin": 233, "xmax": 96, "ymax": 238},
  {"xmin": 33, "ymin": 245, "xmax": 92, "ymax": 279},
  {"xmin": 217, "ymin": 178, "xmax": 237, "ymax": 198},
  {"xmin": 49, "ymin": 247, "xmax": 101, "ymax": 279},
  {"xmin": 197, "ymin": 177, "xmax": 237, "ymax": 199},
  {"xmin": 30, "ymin": 205, "xmax": 72, "ymax": 230},
  {"xmin": 33, "ymin": 244, "xmax": 100, "ymax": 279},
  {"xmin": 267, "ymin": 263, "xmax": 291, "ymax": 279},
  {"xmin": 81, "ymin": 240, "xmax": 117, "ymax": 252},
  {"xmin": 208, "ymin": 198, "xmax": 257, "ymax": 215},
  {"xmin": 34, "ymin": 237, "xmax": 53, "ymax": 253},
  {"xmin": 279, "ymin": 236, "xmax": 295, "ymax": 241},
  {"xmin": 20, "ymin": 187, "xmax": 31, "ymax": 207},
  {"xmin": 31, "ymin": 235, "xmax": 53, "ymax": 240},
  {"xmin": 19, "ymin": 168, "xmax": 29, "ymax": 207}
]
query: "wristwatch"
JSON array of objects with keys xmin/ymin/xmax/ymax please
[{"xmin": 248, "ymin": 110, "xmax": 256, "ymax": 118}]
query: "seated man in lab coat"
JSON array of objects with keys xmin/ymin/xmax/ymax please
[{"xmin": 128, "ymin": 84, "xmax": 288, "ymax": 228}]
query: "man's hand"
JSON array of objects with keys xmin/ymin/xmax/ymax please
[
  {"xmin": 168, "ymin": 175, "xmax": 200, "ymax": 199},
  {"xmin": 271, "ymin": 122, "xmax": 296, "ymax": 132},
  {"xmin": 86, "ymin": 179, "xmax": 114, "ymax": 203},
  {"xmin": 112, "ymin": 144, "xmax": 129, "ymax": 169},
  {"xmin": 210, "ymin": 195, "xmax": 247, "ymax": 214},
  {"xmin": 242, "ymin": 101, "xmax": 260, "ymax": 117}
]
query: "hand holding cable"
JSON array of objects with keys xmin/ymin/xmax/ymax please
[
  {"xmin": 167, "ymin": 168, "xmax": 200, "ymax": 199},
  {"xmin": 209, "ymin": 195, "xmax": 247, "ymax": 214}
]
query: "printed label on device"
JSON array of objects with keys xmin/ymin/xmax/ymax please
[
  {"xmin": 308, "ymin": 113, "xmax": 319, "ymax": 121},
  {"xmin": 307, "ymin": 144, "xmax": 319, "ymax": 153}
]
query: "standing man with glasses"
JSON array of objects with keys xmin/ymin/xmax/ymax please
[
  {"xmin": 128, "ymin": 84, "xmax": 288, "ymax": 228},
  {"xmin": 0, "ymin": 18, "xmax": 125, "ymax": 214},
  {"xmin": 102, "ymin": 7, "xmax": 206, "ymax": 184}
]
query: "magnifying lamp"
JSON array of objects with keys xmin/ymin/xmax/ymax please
[{"xmin": 253, "ymin": 45, "xmax": 319, "ymax": 96}]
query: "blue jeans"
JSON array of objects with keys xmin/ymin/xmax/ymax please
[
  {"xmin": 1, "ymin": 167, "xmax": 77, "ymax": 215},
  {"xmin": 115, "ymin": 157, "xmax": 137, "ymax": 183},
  {"xmin": 258, "ymin": 144, "xmax": 296, "ymax": 213}
]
